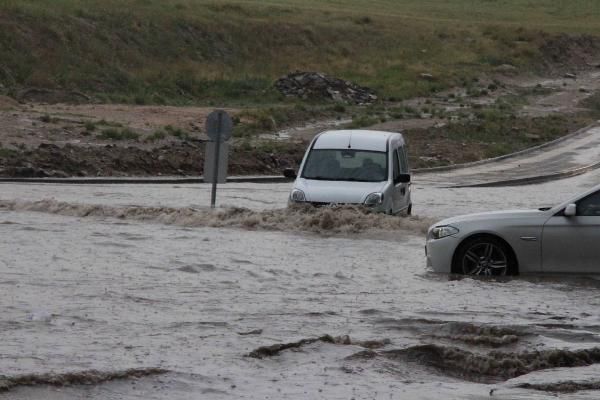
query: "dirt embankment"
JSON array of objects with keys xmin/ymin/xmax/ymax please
[
  {"xmin": 0, "ymin": 34, "xmax": 599, "ymax": 178},
  {"xmin": 0, "ymin": 141, "xmax": 303, "ymax": 178}
]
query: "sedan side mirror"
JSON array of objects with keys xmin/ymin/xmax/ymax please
[
  {"xmin": 564, "ymin": 203, "xmax": 577, "ymax": 217},
  {"xmin": 396, "ymin": 173, "xmax": 411, "ymax": 184},
  {"xmin": 283, "ymin": 168, "xmax": 297, "ymax": 179}
]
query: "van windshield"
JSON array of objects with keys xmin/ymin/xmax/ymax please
[{"xmin": 301, "ymin": 149, "xmax": 388, "ymax": 182}]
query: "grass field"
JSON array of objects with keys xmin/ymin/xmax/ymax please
[{"xmin": 1, "ymin": 0, "xmax": 599, "ymax": 104}]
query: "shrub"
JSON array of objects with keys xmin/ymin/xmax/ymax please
[
  {"xmin": 98, "ymin": 128, "xmax": 139, "ymax": 141},
  {"xmin": 146, "ymin": 130, "xmax": 167, "ymax": 142}
]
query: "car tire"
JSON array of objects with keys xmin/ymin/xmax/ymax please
[
  {"xmin": 407, "ymin": 203, "xmax": 412, "ymax": 216},
  {"xmin": 453, "ymin": 235, "xmax": 517, "ymax": 276}
]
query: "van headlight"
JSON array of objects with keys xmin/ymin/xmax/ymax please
[
  {"xmin": 430, "ymin": 225, "xmax": 459, "ymax": 239},
  {"xmin": 364, "ymin": 192, "xmax": 384, "ymax": 206},
  {"xmin": 290, "ymin": 189, "xmax": 306, "ymax": 203}
]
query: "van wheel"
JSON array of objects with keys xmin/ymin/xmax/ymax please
[{"xmin": 407, "ymin": 204, "xmax": 412, "ymax": 216}]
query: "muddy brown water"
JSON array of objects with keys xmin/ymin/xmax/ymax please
[{"xmin": 2, "ymin": 172, "xmax": 600, "ymax": 399}]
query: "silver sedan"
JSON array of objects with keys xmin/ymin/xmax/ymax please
[{"xmin": 426, "ymin": 183, "xmax": 600, "ymax": 275}]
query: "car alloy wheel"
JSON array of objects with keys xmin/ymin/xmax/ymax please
[{"xmin": 461, "ymin": 241, "xmax": 508, "ymax": 276}]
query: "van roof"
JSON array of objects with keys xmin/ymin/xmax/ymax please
[{"xmin": 313, "ymin": 130, "xmax": 402, "ymax": 152}]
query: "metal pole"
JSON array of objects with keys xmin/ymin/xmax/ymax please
[{"xmin": 210, "ymin": 113, "xmax": 222, "ymax": 208}]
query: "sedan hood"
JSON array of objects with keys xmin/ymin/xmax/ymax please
[
  {"xmin": 295, "ymin": 178, "xmax": 387, "ymax": 203},
  {"xmin": 433, "ymin": 209, "xmax": 547, "ymax": 227}
]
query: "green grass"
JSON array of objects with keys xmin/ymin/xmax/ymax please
[
  {"xmin": 0, "ymin": 0, "xmax": 599, "ymax": 105},
  {"xmin": 581, "ymin": 91, "xmax": 600, "ymax": 116},
  {"xmin": 0, "ymin": 147, "xmax": 17, "ymax": 158},
  {"xmin": 414, "ymin": 112, "xmax": 592, "ymax": 164},
  {"xmin": 145, "ymin": 130, "xmax": 167, "ymax": 142},
  {"xmin": 233, "ymin": 104, "xmax": 335, "ymax": 137},
  {"xmin": 164, "ymin": 125, "xmax": 190, "ymax": 140}
]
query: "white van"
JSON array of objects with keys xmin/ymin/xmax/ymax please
[{"xmin": 286, "ymin": 129, "xmax": 412, "ymax": 215}]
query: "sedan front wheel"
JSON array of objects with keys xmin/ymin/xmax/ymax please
[{"xmin": 455, "ymin": 236, "xmax": 517, "ymax": 276}]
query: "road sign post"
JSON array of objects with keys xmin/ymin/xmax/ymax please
[{"xmin": 205, "ymin": 110, "xmax": 232, "ymax": 208}]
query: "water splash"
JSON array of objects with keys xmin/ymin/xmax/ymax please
[{"xmin": 0, "ymin": 199, "xmax": 433, "ymax": 236}]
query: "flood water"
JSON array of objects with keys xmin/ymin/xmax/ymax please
[{"xmin": 2, "ymin": 169, "xmax": 600, "ymax": 399}]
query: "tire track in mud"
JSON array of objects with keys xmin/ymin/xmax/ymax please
[
  {"xmin": 0, "ymin": 199, "xmax": 434, "ymax": 235},
  {"xmin": 0, "ymin": 368, "xmax": 168, "ymax": 392}
]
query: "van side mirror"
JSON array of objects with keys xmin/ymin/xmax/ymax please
[
  {"xmin": 396, "ymin": 173, "xmax": 411, "ymax": 184},
  {"xmin": 564, "ymin": 203, "xmax": 576, "ymax": 217},
  {"xmin": 283, "ymin": 168, "xmax": 297, "ymax": 179}
]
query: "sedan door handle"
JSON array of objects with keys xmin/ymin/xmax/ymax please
[{"xmin": 519, "ymin": 236, "xmax": 538, "ymax": 241}]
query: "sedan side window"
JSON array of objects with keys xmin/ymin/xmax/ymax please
[{"xmin": 577, "ymin": 190, "xmax": 600, "ymax": 216}]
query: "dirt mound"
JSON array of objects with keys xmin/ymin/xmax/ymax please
[
  {"xmin": 540, "ymin": 34, "xmax": 600, "ymax": 71},
  {"xmin": 275, "ymin": 72, "xmax": 377, "ymax": 104}
]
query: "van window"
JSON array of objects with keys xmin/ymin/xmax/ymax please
[
  {"xmin": 393, "ymin": 149, "xmax": 401, "ymax": 181},
  {"xmin": 302, "ymin": 149, "xmax": 388, "ymax": 182},
  {"xmin": 398, "ymin": 147, "xmax": 409, "ymax": 173}
]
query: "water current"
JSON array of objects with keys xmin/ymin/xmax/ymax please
[{"xmin": 2, "ymin": 169, "xmax": 600, "ymax": 399}]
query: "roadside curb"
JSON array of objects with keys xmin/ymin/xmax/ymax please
[
  {"xmin": 0, "ymin": 176, "xmax": 292, "ymax": 184},
  {"xmin": 450, "ymin": 160, "xmax": 600, "ymax": 188},
  {"xmin": 412, "ymin": 122, "xmax": 600, "ymax": 174}
]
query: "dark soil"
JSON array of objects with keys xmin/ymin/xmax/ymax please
[
  {"xmin": 539, "ymin": 34, "xmax": 600, "ymax": 72},
  {"xmin": 0, "ymin": 141, "xmax": 305, "ymax": 178}
]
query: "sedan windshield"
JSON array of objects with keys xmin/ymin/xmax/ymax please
[{"xmin": 301, "ymin": 149, "xmax": 388, "ymax": 182}]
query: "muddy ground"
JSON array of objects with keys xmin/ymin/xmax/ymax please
[
  {"xmin": 1, "ymin": 37, "xmax": 600, "ymax": 177},
  {"xmin": 3, "ymin": 168, "xmax": 600, "ymax": 399}
]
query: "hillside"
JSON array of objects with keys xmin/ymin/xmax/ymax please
[{"xmin": 1, "ymin": 0, "xmax": 599, "ymax": 105}]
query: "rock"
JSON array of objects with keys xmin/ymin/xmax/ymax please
[
  {"xmin": 48, "ymin": 169, "xmax": 68, "ymax": 178},
  {"xmin": 525, "ymin": 133, "xmax": 541, "ymax": 140},
  {"xmin": 579, "ymin": 87, "xmax": 590, "ymax": 93},
  {"xmin": 274, "ymin": 72, "xmax": 377, "ymax": 104},
  {"xmin": 564, "ymin": 72, "xmax": 577, "ymax": 79},
  {"xmin": 420, "ymin": 73, "xmax": 435, "ymax": 81},
  {"xmin": 494, "ymin": 64, "xmax": 518, "ymax": 75}
]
